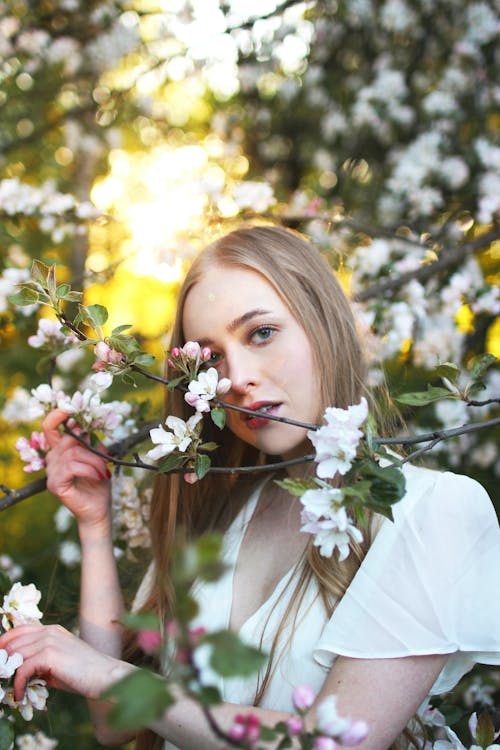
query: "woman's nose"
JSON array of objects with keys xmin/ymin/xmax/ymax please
[{"xmin": 225, "ymin": 349, "xmax": 258, "ymax": 396}]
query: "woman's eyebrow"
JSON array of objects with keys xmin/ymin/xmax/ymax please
[{"xmin": 227, "ymin": 308, "xmax": 272, "ymax": 334}]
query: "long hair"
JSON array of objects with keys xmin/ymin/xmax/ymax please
[{"xmin": 131, "ymin": 226, "xmax": 412, "ymax": 749}]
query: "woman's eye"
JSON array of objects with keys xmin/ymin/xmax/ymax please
[
  {"xmin": 250, "ymin": 326, "xmax": 275, "ymax": 344},
  {"xmin": 209, "ymin": 351, "xmax": 222, "ymax": 365}
]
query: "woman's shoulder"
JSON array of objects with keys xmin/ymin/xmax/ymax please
[{"xmin": 392, "ymin": 461, "xmax": 497, "ymax": 530}]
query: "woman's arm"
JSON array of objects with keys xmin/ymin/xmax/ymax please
[
  {"xmin": 42, "ymin": 410, "xmax": 131, "ymax": 743},
  {"xmin": 148, "ymin": 652, "xmax": 449, "ymax": 750},
  {"xmin": 0, "ymin": 621, "xmax": 449, "ymax": 749}
]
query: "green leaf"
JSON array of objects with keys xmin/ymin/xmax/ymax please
[
  {"xmin": 174, "ymin": 590, "xmax": 199, "ymax": 623},
  {"xmin": 467, "ymin": 353, "xmax": 497, "ymax": 380},
  {"xmin": 275, "ymin": 478, "xmax": 318, "ymax": 496},
  {"xmin": 362, "ymin": 461, "xmax": 406, "ymax": 509},
  {"xmin": 56, "ymin": 283, "xmax": 71, "ymax": 298},
  {"xmin": 121, "ymin": 372, "xmax": 137, "ymax": 387},
  {"xmin": 211, "ymin": 407, "xmax": 226, "ymax": 429},
  {"xmin": 158, "ymin": 453, "xmax": 186, "ymax": 473},
  {"xmin": 435, "ymin": 363, "xmax": 461, "ymax": 384},
  {"xmin": 112, "ymin": 324, "xmax": 133, "ymax": 334},
  {"xmin": 47, "ymin": 264, "xmax": 57, "ymax": 295},
  {"xmin": 260, "ymin": 726, "xmax": 279, "ymax": 741},
  {"xmin": 195, "ymin": 453, "xmax": 211, "ymax": 479},
  {"xmin": 103, "ymin": 669, "xmax": 173, "ymax": 730},
  {"xmin": 205, "ymin": 630, "xmax": 267, "ymax": 677},
  {"xmin": 132, "ymin": 353, "xmax": 155, "ymax": 367},
  {"xmin": 199, "ymin": 442, "xmax": 219, "ymax": 451},
  {"xmin": 394, "ymin": 386, "xmax": 457, "ymax": 406},
  {"xmin": 85, "ymin": 303, "xmax": 108, "ymax": 327},
  {"xmin": 121, "ymin": 611, "xmax": 160, "ymax": 631},
  {"xmin": 475, "ymin": 711, "xmax": 495, "ymax": 749},
  {"xmin": 31, "ymin": 259, "xmax": 50, "ymax": 286},
  {"xmin": 8, "ymin": 287, "xmax": 39, "ymax": 306},
  {"xmin": 190, "ymin": 685, "xmax": 221, "ymax": 707},
  {"xmin": 277, "ymin": 737, "xmax": 292, "ymax": 750},
  {"xmin": 107, "ymin": 333, "xmax": 140, "ymax": 356},
  {"xmin": 172, "ymin": 534, "xmax": 224, "ymax": 586},
  {"xmin": 167, "ymin": 376, "xmax": 185, "ymax": 391},
  {"xmin": 63, "ymin": 290, "xmax": 84, "ymax": 302},
  {"xmin": 0, "ymin": 718, "xmax": 14, "ymax": 750}
]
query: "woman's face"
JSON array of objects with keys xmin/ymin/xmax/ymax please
[{"xmin": 182, "ymin": 265, "xmax": 320, "ymax": 459}]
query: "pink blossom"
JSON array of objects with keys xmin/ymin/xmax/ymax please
[
  {"xmin": 228, "ymin": 714, "xmax": 261, "ymax": 745},
  {"xmin": 340, "ymin": 720, "xmax": 369, "ymax": 746},
  {"xmin": 93, "ymin": 341, "xmax": 124, "ymax": 371},
  {"xmin": 286, "ymin": 715, "xmax": 304, "ymax": 736},
  {"xmin": 314, "ymin": 737, "xmax": 337, "ymax": 750},
  {"xmin": 15, "ymin": 431, "xmax": 49, "ymax": 473},
  {"xmin": 292, "ymin": 684, "xmax": 316, "ymax": 711},
  {"xmin": 182, "ymin": 341, "xmax": 201, "ymax": 360},
  {"xmin": 137, "ymin": 629, "xmax": 161, "ymax": 654},
  {"xmin": 170, "ymin": 347, "xmax": 181, "ymax": 359},
  {"xmin": 216, "ymin": 377, "xmax": 232, "ymax": 395},
  {"xmin": 201, "ymin": 346, "xmax": 212, "ymax": 362}
]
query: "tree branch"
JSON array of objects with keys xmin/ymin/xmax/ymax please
[{"xmin": 354, "ymin": 227, "xmax": 500, "ymax": 301}]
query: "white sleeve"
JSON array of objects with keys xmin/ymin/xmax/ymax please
[{"xmin": 314, "ymin": 467, "xmax": 500, "ymax": 694}]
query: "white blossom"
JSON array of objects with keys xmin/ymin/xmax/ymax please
[
  {"xmin": 185, "ymin": 367, "xmax": 231, "ymax": 412},
  {"xmin": 146, "ymin": 413, "xmax": 203, "ymax": 462},
  {"xmin": 3, "ymin": 678, "xmax": 49, "ymax": 720},
  {"xmin": 233, "ymin": 181, "xmax": 275, "ymax": 212},
  {"xmin": 0, "ymin": 582, "xmax": 43, "ymax": 630},
  {"xmin": 315, "ymin": 694, "xmax": 351, "ymax": 737},
  {"xmin": 54, "ymin": 506, "xmax": 74, "ymax": 533},
  {"xmin": 300, "ymin": 487, "xmax": 363, "ymax": 560},
  {"xmin": 0, "ymin": 649, "xmax": 23, "ymax": 679},
  {"xmin": 308, "ymin": 398, "xmax": 368, "ymax": 478},
  {"xmin": 0, "ymin": 555, "xmax": 23, "ymax": 582},
  {"xmin": 16, "ymin": 731, "xmax": 58, "ymax": 750},
  {"xmin": 59, "ymin": 540, "xmax": 81, "ymax": 567}
]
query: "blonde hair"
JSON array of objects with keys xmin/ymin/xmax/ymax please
[{"xmin": 132, "ymin": 226, "xmax": 412, "ymax": 749}]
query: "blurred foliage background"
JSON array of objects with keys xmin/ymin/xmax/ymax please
[{"xmin": 0, "ymin": 0, "xmax": 499, "ymax": 747}]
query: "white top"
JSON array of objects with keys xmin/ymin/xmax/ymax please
[{"xmin": 132, "ymin": 463, "xmax": 500, "ymax": 748}]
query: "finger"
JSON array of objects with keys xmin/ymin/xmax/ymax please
[
  {"xmin": 42, "ymin": 409, "xmax": 72, "ymax": 449},
  {"xmin": 47, "ymin": 443, "xmax": 109, "ymax": 475}
]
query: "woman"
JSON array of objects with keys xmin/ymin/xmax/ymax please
[{"xmin": 1, "ymin": 226, "xmax": 499, "ymax": 750}]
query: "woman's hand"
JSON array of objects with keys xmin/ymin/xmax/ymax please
[
  {"xmin": 0, "ymin": 623, "xmax": 133, "ymax": 703},
  {"xmin": 43, "ymin": 409, "xmax": 112, "ymax": 531}
]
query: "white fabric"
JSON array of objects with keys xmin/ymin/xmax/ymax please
[{"xmin": 155, "ymin": 464, "xmax": 500, "ymax": 748}]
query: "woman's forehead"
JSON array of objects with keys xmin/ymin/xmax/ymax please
[{"xmin": 182, "ymin": 265, "xmax": 286, "ymax": 337}]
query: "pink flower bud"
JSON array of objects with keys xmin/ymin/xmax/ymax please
[
  {"xmin": 340, "ymin": 721, "xmax": 369, "ymax": 746},
  {"xmin": 286, "ymin": 716, "xmax": 303, "ymax": 736},
  {"xmin": 201, "ymin": 346, "xmax": 212, "ymax": 362},
  {"xmin": 94, "ymin": 340, "xmax": 111, "ymax": 361},
  {"xmin": 167, "ymin": 359, "xmax": 175, "ymax": 369},
  {"xmin": 188, "ymin": 626, "xmax": 207, "ymax": 647},
  {"xmin": 314, "ymin": 737, "xmax": 337, "ymax": 750},
  {"xmin": 170, "ymin": 347, "xmax": 181, "ymax": 359},
  {"xmin": 165, "ymin": 620, "xmax": 180, "ymax": 639},
  {"xmin": 216, "ymin": 378, "xmax": 232, "ymax": 395},
  {"xmin": 137, "ymin": 629, "xmax": 161, "ymax": 654},
  {"xmin": 228, "ymin": 714, "xmax": 261, "ymax": 746},
  {"xmin": 292, "ymin": 685, "xmax": 316, "ymax": 712},
  {"xmin": 228, "ymin": 722, "xmax": 246, "ymax": 742},
  {"xmin": 182, "ymin": 341, "xmax": 201, "ymax": 360}
]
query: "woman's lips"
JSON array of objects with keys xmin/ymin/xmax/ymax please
[{"xmin": 242, "ymin": 401, "xmax": 282, "ymax": 430}]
